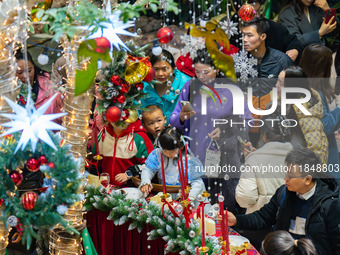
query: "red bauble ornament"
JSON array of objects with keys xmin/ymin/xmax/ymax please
[
  {"xmin": 143, "ymin": 68, "xmax": 155, "ymax": 82},
  {"xmin": 135, "ymin": 83, "xmax": 144, "ymax": 91},
  {"xmin": 157, "ymin": 27, "xmax": 173, "ymax": 44},
  {"xmin": 38, "ymin": 155, "xmax": 48, "ymax": 165},
  {"xmin": 0, "ymin": 199, "xmax": 3, "ymax": 207},
  {"xmin": 117, "ymin": 94, "xmax": 126, "ymax": 104},
  {"xmin": 95, "ymin": 37, "xmax": 111, "ymax": 53},
  {"xmin": 120, "ymin": 83, "xmax": 131, "ymax": 94},
  {"xmin": 121, "ymin": 109, "xmax": 130, "ymax": 121},
  {"xmin": 110, "ymin": 75, "xmax": 123, "ymax": 86},
  {"xmin": 10, "ymin": 171, "xmax": 23, "ymax": 186},
  {"xmin": 105, "ymin": 106, "xmax": 122, "ymax": 123},
  {"xmin": 48, "ymin": 162, "xmax": 55, "ymax": 169},
  {"xmin": 21, "ymin": 192, "xmax": 38, "ymax": 210},
  {"xmin": 238, "ymin": 4, "xmax": 256, "ymax": 22},
  {"xmin": 27, "ymin": 157, "xmax": 40, "ymax": 172}
]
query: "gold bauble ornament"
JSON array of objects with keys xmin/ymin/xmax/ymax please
[
  {"xmin": 125, "ymin": 109, "xmax": 139, "ymax": 123},
  {"xmin": 124, "ymin": 62, "xmax": 149, "ymax": 84}
]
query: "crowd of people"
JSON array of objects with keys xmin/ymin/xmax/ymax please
[{"xmin": 12, "ymin": 0, "xmax": 340, "ymax": 254}]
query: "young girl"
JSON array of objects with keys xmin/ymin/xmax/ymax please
[{"xmin": 139, "ymin": 127, "xmax": 205, "ymax": 202}]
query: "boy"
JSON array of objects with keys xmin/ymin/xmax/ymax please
[
  {"xmin": 141, "ymin": 105, "xmax": 167, "ymax": 145},
  {"xmin": 226, "ymin": 148, "xmax": 340, "ymax": 255}
]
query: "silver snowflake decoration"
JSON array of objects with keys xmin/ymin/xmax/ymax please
[
  {"xmin": 232, "ymin": 50, "xmax": 258, "ymax": 83},
  {"xmin": 219, "ymin": 19, "xmax": 238, "ymax": 39},
  {"xmin": 7, "ymin": 215, "xmax": 18, "ymax": 227},
  {"xmin": 180, "ymin": 34, "xmax": 206, "ymax": 60}
]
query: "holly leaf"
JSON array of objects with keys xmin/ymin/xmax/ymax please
[{"xmin": 75, "ymin": 39, "xmax": 111, "ymax": 95}]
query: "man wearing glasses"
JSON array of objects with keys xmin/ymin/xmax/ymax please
[{"xmin": 226, "ymin": 148, "xmax": 340, "ymax": 255}]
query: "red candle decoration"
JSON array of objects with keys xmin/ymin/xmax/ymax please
[
  {"xmin": 196, "ymin": 247, "xmax": 199, "ymax": 255},
  {"xmin": 201, "ymin": 203, "xmax": 206, "ymax": 247},
  {"xmin": 185, "ymin": 142, "xmax": 188, "ymax": 187},
  {"xmin": 225, "ymin": 209, "xmax": 230, "ymax": 253},
  {"xmin": 160, "ymin": 152, "xmax": 167, "ymax": 195},
  {"xmin": 177, "ymin": 159, "xmax": 185, "ymax": 199},
  {"xmin": 238, "ymin": 3, "xmax": 256, "ymax": 22},
  {"xmin": 179, "ymin": 149, "xmax": 186, "ymax": 197}
]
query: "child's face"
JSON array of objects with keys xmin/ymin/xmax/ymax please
[
  {"xmin": 162, "ymin": 148, "xmax": 179, "ymax": 159},
  {"xmin": 143, "ymin": 110, "xmax": 167, "ymax": 138}
]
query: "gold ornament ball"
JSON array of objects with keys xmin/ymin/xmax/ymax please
[{"xmin": 125, "ymin": 110, "xmax": 139, "ymax": 123}]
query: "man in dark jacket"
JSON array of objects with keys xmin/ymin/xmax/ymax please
[{"xmin": 228, "ymin": 148, "xmax": 340, "ymax": 255}]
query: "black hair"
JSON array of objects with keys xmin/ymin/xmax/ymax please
[
  {"xmin": 261, "ymin": 231, "xmax": 318, "ymax": 255},
  {"xmin": 15, "ymin": 50, "xmax": 49, "ymax": 99},
  {"xmin": 242, "ymin": 17, "xmax": 269, "ymax": 35},
  {"xmin": 193, "ymin": 49, "xmax": 214, "ymax": 66},
  {"xmin": 150, "ymin": 49, "xmax": 176, "ymax": 69},
  {"xmin": 141, "ymin": 105, "xmax": 164, "ymax": 123},
  {"xmin": 285, "ymin": 148, "xmax": 321, "ymax": 174},
  {"xmin": 158, "ymin": 127, "xmax": 184, "ymax": 150},
  {"xmin": 261, "ymin": 113, "xmax": 291, "ymax": 143},
  {"xmin": 280, "ymin": 0, "xmax": 305, "ymax": 17}
]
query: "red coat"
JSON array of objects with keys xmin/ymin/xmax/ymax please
[{"xmin": 98, "ymin": 119, "xmax": 154, "ymax": 186}]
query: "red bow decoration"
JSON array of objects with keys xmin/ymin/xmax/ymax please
[
  {"xmin": 126, "ymin": 55, "xmax": 152, "ymax": 68},
  {"xmin": 176, "ymin": 54, "xmax": 195, "ymax": 77},
  {"xmin": 161, "ymin": 198, "xmax": 179, "ymax": 220}
]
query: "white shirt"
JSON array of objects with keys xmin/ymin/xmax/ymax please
[{"xmin": 297, "ymin": 183, "xmax": 316, "ymax": 200}]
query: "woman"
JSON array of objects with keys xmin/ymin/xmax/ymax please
[
  {"xmin": 235, "ymin": 112, "xmax": 293, "ymax": 250},
  {"xmin": 261, "ymin": 231, "xmax": 318, "ymax": 255},
  {"xmin": 141, "ymin": 49, "xmax": 191, "ymax": 123},
  {"xmin": 276, "ymin": 66, "xmax": 329, "ymax": 165},
  {"xmin": 299, "ymin": 44, "xmax": 340, "ymax": 169},
  {"xmin": 15, "ymin": 51, "xmax": 63, "ymax": 122},
  {"xmin": 169, "ymin": 49, "xmax": 252, "ymax": 211},
  {"xmin": 279, "ymin": 0, "xmax": 338, "ymax": 47}
]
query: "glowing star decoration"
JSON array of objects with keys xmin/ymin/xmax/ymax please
[
  {"xmin": 219, "ymin": 20, "xmax": 238, "ymax": 39},
  {"xmin": 0, "ymin": 94, "xmax": 67, "ymax": 153},
  {"xmin": 77, "ymin": 0, "xmax": 138, "ymax": 54},
  {"xmin": 180, "ymin": 34, "xmax": 206, "ymax": 60},
  {"xmin": 232, "ymin": 50, "xmax": 258, "ymax": 83}
]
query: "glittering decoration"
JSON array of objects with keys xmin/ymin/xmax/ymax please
[
  {"xmin": 232, "ymin": 50, "xmax": 258, "ymax": 83},
  {"xmin": 21, "ymin": 191, "xmax": 38, "ymax": 210},
  {"xmin": 189, "ymin": 230, "xmax": 196, "ymax": 238},
  {"xmin": 180, "ymin": 34, "xmax": 205, "ymax": 60},
  {"xmin": 57, "ymin": 205, "xmax": 68, "ymax": 215},
  {"xmin": 219, "ymin": 20, "xmax": 238, "ymax": 39},
  {"xmin": 7, "ymin": 215, "xmax": 18, "ymax": 227},
  {"xmin": 0, "ymin": 95, "xmax": 67, "ymax": 153},
  {"xmin": 238, "ymin": 4, "xmax": 256, "ymax": 22},
  {"xmin": 0, "ymin": 0, "xmax": 18, "ymax": 26}
]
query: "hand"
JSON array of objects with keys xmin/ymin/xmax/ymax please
[
  {"xmin": 314, "ymin": 0, "xmax": 330, "ymax": 11},
  {"xmin": 335, "ymin": 94, "xmax": 340, "ymax": 108},
  {"xmin": 179, "ymin": 105, "xmax": 196, "ymax": 123},
  {"xmin": 140, "ymin": 184, "xmax": 151, "ymax": 196},
  {"xmin": 243, "ymin": 142, "xmax": 256, "ymax": 158},
  {"xmin": 115, "ymin": 173, "xmax": 128, "ymax": 183},
  {"xmin": 319, "ymin": 17, "xmax": 337, "ymax": 37},
  {"xmin": 285, "ymin": 49, "xmax": 299, "ymax": 62},
  {"xmin": 208, "ymin": 127, "xmax": 221, "ymax": 140},
  {"xmin": 227, "ymin": 211, "xmax": 237, "ymax": 226}
]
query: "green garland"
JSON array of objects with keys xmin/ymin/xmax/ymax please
[
  {"xmin": 0, "ymin": 132, "xmax": 83, "ymax": 249},
  {"xmin": 85, "ymin": 185, "xmax": 222, "ymax": 255}
]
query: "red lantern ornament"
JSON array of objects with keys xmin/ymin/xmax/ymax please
[
  {"xmin": 110, "ymin": 75, "xmax": 123, "ymax": 86},
  {"xmin": 27, "ymin": 157, "xmax": 40, "ymax": 172},
  {"xmin": 238, "ymin": 4, "xmax": 256, "ymax": 22},
  {"xmin": 105, "ymin": 106, "xmax": 122, "ymax": 123},
  {"xmin": 21, "ymin": 192, "xmax": 38, "ymax": 210},
  {"xmin": 157, "ymin": 27, "xmax": 173, "ymax": 44},
  {"xmin": 38, "ymin": 155, "xmax": 48, "ymax": 165},
  {"xmin": 95, "ymin": 37, "xmax": 111, "ymax": 53},
  {"xmin": 10, "ymin": 170, "xmax": 23, "ymax": 186},
  {"xmin": 120, "ymin": 83, "xmax": 131, "ymax": 94},
  {"xmin": 143, "ymin": 68, "xmax": 155, "ymax": 82},
  {"xmin": 117, "ymin": 94, "xmax": 126, "ymax": 104},
  {"xmin": 121, "ymin": 109, "xmax": 130, "ymax": 121},
  {"xmin": 135, "ymin": 83, "xmax": 144, "ymax": 91}
]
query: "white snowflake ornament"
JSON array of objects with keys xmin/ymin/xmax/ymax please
[
  {"xmin": 0, "ymin": 94, "xmax": 67, "ymax": 153},
  {"xmin": 57, "ymin": 205, "xmax": 68, "ymax": 215},
  {"xmin": 219, "ymin": 19, "xmax": 238, "ymax": 39},
  {"xmin": 7, "ymin": 215, "xmax": 18, "ymax": 227},
  {"xmin": 232, "ymin": 50, "xmax": 258, "ymax": 83},
  {"xmin": 180, "ymin": 34, "xmax": 206, "ymax": 60}
]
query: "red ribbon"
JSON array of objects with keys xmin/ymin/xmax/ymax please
[
  {"xmin": 182, "ymin": 205, "xmax": 191, "ymax": 229},
  {"xmin": 127, "ymin": 130, "xmax": 135, "ymax": 152},
  {"xmin": 85, "ymin": 158, "xmax": 100, "ymax": 176},
  {"xmin": 161, "ymin": 198, "xmax": 179, "ymax": 220},
  {"xmin": 196, "ymin": 202, "xmax": 208, "ymax": 219}
]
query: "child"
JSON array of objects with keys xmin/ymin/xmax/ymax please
[
  {"xmin": 139, "ymin": 127, "xmax": 205, "ymax": 203},
  {"xmin": 261, "ymin": 231, "xmax": 318, "ymax": 255},
  {"xmin": 96, "ymin": 119, "xmax": 154, "ymax": 186},
  {"xmin": 142, "ymin": 105, "xmax": 167, "ymax": 145}
]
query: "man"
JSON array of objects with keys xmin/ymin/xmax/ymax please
[
  {"xmin": 227, "ymin": 148, "xmax": 340, "ymax": 255},
  {"xmin": 226, "ymin": 0, "xmax": 304, "ymax": 63}
]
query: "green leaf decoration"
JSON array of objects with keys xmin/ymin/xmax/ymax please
[{"xmin": 74, "ymin": 39, "xmax": 111, "ymax": 96}]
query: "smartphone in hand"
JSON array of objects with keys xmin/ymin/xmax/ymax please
[
  {"xmin": 325, "ymin": 8, "xmax": 336, "ymax": 24},
  {"xmin": 180, "ymin": 101, "xmax": 194, "ymax": 112},
  {"xmin": 237, "ymin": 136, "xmax": 251, "ymax": 151}
]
